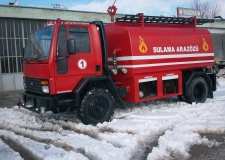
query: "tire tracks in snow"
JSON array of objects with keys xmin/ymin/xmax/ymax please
[
  {"xmin": 0, "ymin": 122, "xmax": 71, "ymax": 150},
  {"xmin": 9, "ymin": 107, "xmax": 133, "ymax": 150},
  {"xmin": 0, "ymin": 112, "xmax": 128, "ymax": 159},
  {"xmin": 0, "ymin": 135, "xmax": 42, "ymax": 160},
  {"xmin": 8, "ymin": 94, "xmax": 225, "ymax": 160},
  {"xmin": 7, "ymin": 107, "xmax": 147, "ymax": 159},
  {"xmin": 0, "ymin": 122, "xmax": 91, "ymax": 159},
  {"xmin": 0, "ymin": 129, "xmax": 90, "ymax": 160}
]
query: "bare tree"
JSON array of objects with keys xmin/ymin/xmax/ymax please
[{"xmin": 191, "ymin": 0, "xmax": 223, "ymax": 18}]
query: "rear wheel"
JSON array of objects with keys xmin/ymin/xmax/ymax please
[
  {"xmin": 177, "ymin": 95, "xmax": 184, "ymax": 101},
  {"xmin": 78, "ymin": 88, "xmax": 115, "ymax": 125},
  {"xmin": 185, "ymin": 76, "xmax": 208, "ymax": 103}
]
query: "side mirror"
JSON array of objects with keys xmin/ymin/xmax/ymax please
[{"xmin": 67, "ymin": 39, "xmax": 76, "ymax": 54}]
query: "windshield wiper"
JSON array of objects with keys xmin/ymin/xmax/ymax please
[{"xmin": 28, "ymin": 54, "xmax": 43, "ymax": 62}]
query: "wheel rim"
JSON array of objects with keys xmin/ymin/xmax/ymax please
[
  {"xmin": 194, "ymin": 83, "xmax": 205, "ymax": 100},
  {"xmin": 88, "ymin": 96, "xmax": 108, "ymax": 120}
]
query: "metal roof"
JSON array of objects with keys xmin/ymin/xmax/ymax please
[{"xmin": 0, "ymin": 4, "xmax": 123, "ymax": 23}]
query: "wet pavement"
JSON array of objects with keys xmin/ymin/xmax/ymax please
[
  {"xmin": 190, "ymin": 134, "xmax": 225, "ymax": 160},
  {"xmin": 0, "ymin": 90, "xmax": 24, "ymax": 108}
]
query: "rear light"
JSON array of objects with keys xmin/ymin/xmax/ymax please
[{"xmin": 56, "ymin": 18, "xmax": 61, "ymax": 24}]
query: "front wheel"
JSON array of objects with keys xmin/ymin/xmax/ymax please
[
  {"xmin": 185, "ymin": 76, "xmax": 208, "ymax": 104},
  {"xmin": 78, "ymin": 88, "xmax": 115, "ymax": 125}
]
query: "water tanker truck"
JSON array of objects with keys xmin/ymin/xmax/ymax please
[{"xmin": 17, "ymin": 12, "xmax": 216, "ymax": 125}]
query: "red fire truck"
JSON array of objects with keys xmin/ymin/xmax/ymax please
[{"xmin": 18, "ymin": 13, "xmax": 216, "ymax": 125}]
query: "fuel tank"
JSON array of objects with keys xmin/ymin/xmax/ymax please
[{"xmin": 105, "ymin": 18, "xmax": 214, "ymax": 81}]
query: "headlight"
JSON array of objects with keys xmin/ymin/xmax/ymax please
[
  {"xmin": 42, "ymin": 86, "xmax": 49, "ymax": 93},
  {"xmin": 139, "ymin": 91, "xmax": 144, "ymax": 98},
  {"xmin": 41, "ymin": 80, "xmax": 49, "ymax": 93}
]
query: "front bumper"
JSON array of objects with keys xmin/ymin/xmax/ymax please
[{"xmin": 17, "ymin": 92, "xmax": 55, "ymax": 112}]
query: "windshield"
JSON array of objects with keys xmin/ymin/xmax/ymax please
[{"xmin": 24, "ymin": 26, "xmax": 54, "ymax": 61}]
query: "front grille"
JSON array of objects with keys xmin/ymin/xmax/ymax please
[{"xmin": 25, "ymin": 78, "xmax": 42, "ymax": 94}]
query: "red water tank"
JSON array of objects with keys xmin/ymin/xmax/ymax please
[{"xmin": 105, "ymin": 15, "xmax": 214, "ymax": 81}]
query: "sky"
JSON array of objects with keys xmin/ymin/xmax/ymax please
[
  {"xmin": 0, "ymin": 78, "xmax": 225, "ymax": 159},
  {"xmin": 1, "ymin": 0, "xmax": 225, "ymax": 18}
]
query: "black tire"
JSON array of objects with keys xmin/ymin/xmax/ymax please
[
  {"xmin": 51, "ymin": 109, "xmax": 58, "ymax": 114},
  {"xmin": 185, "ymin": 76, "xmax": 208, "ymax": 103},
  {"xmin": 177, "ymin": 95, "xmax": 184, "ymax": 101},
  {"xmin": 51, "ymin": 108, "xmax": 72, "ymax": 114},
  {"xmin": 78, "ymin": 88, "xmax": 115, "ymax": 125}
]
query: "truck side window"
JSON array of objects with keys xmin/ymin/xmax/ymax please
[
  {"xmin": 57, "ymin": 26, "xmax": 68, "ymax": 74},
  {"xmin": 69, "ymin": 27, "xmax": 91, "ymax": 53}
]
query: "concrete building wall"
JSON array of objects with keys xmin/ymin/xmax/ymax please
[
  {"xmin": 0, "ymin": 5, "xmax": 122, "ymax": 23},
  {"xmin": 198, "ymin": 21, "xmax": 225, "ymax": 30},
  {"xmin": 3, "ymin": 74, "xmax": 22, "ymax": 90},
  {"xmin": 0, "ymin": 73, "xmax": 23, "ymax": 91}
]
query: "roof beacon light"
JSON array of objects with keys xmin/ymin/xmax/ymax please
[
  {"xmin": 107, "ymin": 0, "xmax": 117, "ymax": 22},
  {"xmin": 56, "ymin": 18, "xmax": 62, "ymax": 24}
]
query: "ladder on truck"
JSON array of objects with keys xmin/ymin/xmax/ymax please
[{"xmin": 116, "ymin": 14, "xmax": 214, "ymax": 25}]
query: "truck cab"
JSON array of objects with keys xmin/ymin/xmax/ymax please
[
  {"xmin": 23, "ymin": 21, "xmax": 103, "ymax": 95},
  {"xmin": 21, "ymin": 20, "xmax": 122, "ymax": 124}
]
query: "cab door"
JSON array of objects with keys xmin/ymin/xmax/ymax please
[{"xmin": 54, "ymin": 25, "xmax": 102, "ymax": 94}]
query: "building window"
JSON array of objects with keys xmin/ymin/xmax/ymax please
[{"xmin": 0, "ymin": 18, "xmax": 46, "ymax": 73}]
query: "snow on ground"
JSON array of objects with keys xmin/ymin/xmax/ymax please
[
  {"xmin": 217, "ymin": 76, "xmax": 225, "ymax": 86},
  {"xmin": 0, "ymin": 139, "xmax": 23, "ymax": 160},
  {"xmin": 0, "ymin": 78, "xmax": 225, "ymax": 160}
]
